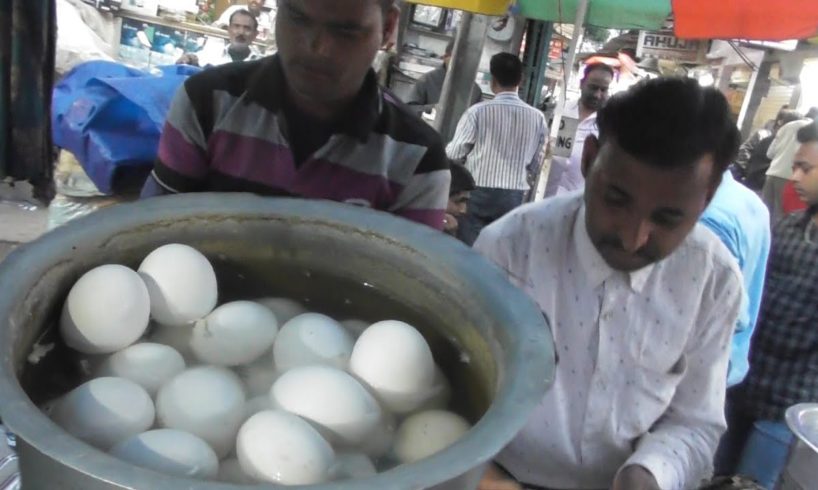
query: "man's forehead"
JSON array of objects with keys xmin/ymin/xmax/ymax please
[
  {"xmin": 280, "ymin": 0, "xmax": 381, "ymax": 23},
  {"xmin": 585, "ymin": 70, "xmax": 612, "ymax": 85},
  {"xmin": 796, "ymin": 142, "xmax": 818, "ymax": 161},
  {"xmin": 597, "ymin": 141, "xmax": 714, "ymax": 193}
]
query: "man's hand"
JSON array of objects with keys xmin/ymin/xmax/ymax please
[
  {"xmin": 611, "ymin": 465, "xmax": 661, "ymax": 490},
  {"xmin": 443, "ymin": 213, "xmax": 459, "ymax": 235},
  {"xmin": 478, "ymin": 464, "xmax": 522, "ymax": 490},
  {"xmin": 176, "ymin": 53, "xmax": 199, "ymax": 66}
]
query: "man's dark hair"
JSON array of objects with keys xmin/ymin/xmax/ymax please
[
  {"xmin": 379, "ymin": 0, "xmax": 398, "ymax": 12},
  {"xmin": 596, "ymin": 77, "xmax": 740, "ymax": 177},
  {"xmin": 806, "ymin": 107, "xmax": 818, "ymax": 121},
  {"xmin": 449, "ymin": 162, "xmax": 476, "ymax": 195},
  {"xmin": 490, "ymin": 53, "xmax": 523, "ymax": 88},
  {"xmin": 797, "ymin": 121, "xmax": 818, "ymax": 144},
  {"xmin": 229, "ymin": 9, "xmax": 258, "ymax": 31},
  {"xmin": 777, "ymin": 109, "xmax": 803, "ymax": 127},
  {"xmin": 582, "ymin": 62, "xmax": 614, "ymax": 81}
]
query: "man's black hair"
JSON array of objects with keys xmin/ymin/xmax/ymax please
[
  {"xmin": 582, "ymin": 62, "xmax": 615, "ymax": 81},
  {"xmin": 229, "ymin": 9, "xmax": 258, "ymax": 31},
  {"xmin": 777, "ymin": 109, "xmax": 803, "ymax": 127},
  {"xmin": 806, "ymin": 107, "xmax": 818, "ymax": 121},
  {"xmin": 490, "ymin": 53, "xmax": 523, "ymax": 88},
  {"xmin": 449, "ymin": 162, "xmax": 476, "ymax": 195},
  {"xmin": 595, "ymin": 77, "xmax": 740, "ymax": 177},
  {"xmin": 797, "ymin": 121, "xmax": 818, "ymax": 144}
]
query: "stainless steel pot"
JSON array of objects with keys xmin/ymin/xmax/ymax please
[
  {"xmin": 779, "ymin": 404, "xmax": 818, "ymax": 490},
  {"xmin": 0, "ymin": 194, "xmax": 554, "ymax": 490}
]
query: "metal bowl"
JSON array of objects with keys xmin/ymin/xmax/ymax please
[{"xmin": 0, "ymin": 194, "xmax": 554, "ymax": 489}]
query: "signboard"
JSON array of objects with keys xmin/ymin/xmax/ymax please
[
  {"xmin": 549, "ymin": 116, "xmax": 580, "ymax": 158},
  {"xmin": 637, "ymin": 30, "xmax": 707, "ymax": 64}
]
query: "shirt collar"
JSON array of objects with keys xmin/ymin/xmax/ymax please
[
  {"xmin": 246, "ymin": 55, "xmax": 381, "ymax": 143},
  {"xmin": 573, "ymin": 204, "xmax": 655, "ymax": 293}
]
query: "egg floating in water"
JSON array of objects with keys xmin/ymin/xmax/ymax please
[
  {"xmin": 393, "ymin": 410, "xmax": 472, "ymax": 464},
  {"xmin": 60, "ymin": 264, "xmax": 151, "ymax": 354},
  {"xmin": 110, "ymin": 429, "xmax": 219, "ymax": 480},
  {"xmin": 96, "ymin": 343, "xmax": 186, "ymax": 396},
  {"xmin": 270, "ymin": 365, "xmax": 381, "ymax": 446},
  {"xmin": 191, "ymin": 301, "xmax": 278, "ymax": 366},
  {"xmin": 50, "ymin": 244, "xmax": 475, "ymax": 485},
  {"xmin": 51, "ymin": 377, "xmax": 155, "ymax": 450},
  {"xmin": 237, "ymin": 410, "xmax": 335, "ymax": 485},
  {"xmin": 350, "ymin": 320, "xmax": 436, "ymax": 414},
  {"xmin": 155, "ymin": 366, "xmax": 246, "ymax": 458},
  {"xmin": 273, "ymin": 313, "xmax": 354, "ymax": 372},
  {"xmin": 138, "ymin": 244, "xmax": 218, "ymax": 327}
]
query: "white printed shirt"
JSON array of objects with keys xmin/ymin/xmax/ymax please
[{"xmin": 474, "ymin": 192, "xmax": 743, "ymax": 490}]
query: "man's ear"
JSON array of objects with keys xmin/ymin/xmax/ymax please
[
  {"xmin": 581, "ymin": 134, "xmax": 600, "ymax": 179},
  {"xmin": 382, "ymin": 5, "xmax": 400, "ymax": 47}
]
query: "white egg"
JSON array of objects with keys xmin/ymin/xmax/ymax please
[
  {"xmin": 349, "ymin": 320, "xmax": 435, "ymax": 413},
  {"xmin": 340, "ymin": 319, "xmax": 370, "ymax": 339},
  {"xmin": 147, "ymin": 323, "xmax": 195, "ymax": 364},
  {"xmin": 110, "ymin": 429, "xmax": 218, "ymax": 479},
  {"xmin": 393, "ymin": 410, "xmax": 471, "ymax": 464},
  {"xmin": 256, "ymin": 297, "xmax": 307, "ymax": 324},
  {"xmin": 237, "ymin": 410, "xmax": 334, "ymax": 485},
  {"xmin": 155, "ymin": 366, "xmax": 246, "ymax": 457},
  {"xmin": 234, "ymin": 355, "xmax": 279, "ymax": 397},
  {"xmin": 190, "ymin": 301, "xmax": 278, "ymax": 366},
  {"xmin": 138, "ymin": 244, "xmax": 218, "ymax": 326},
  {"xmin": 331, "ymin": 452, "xmax": 377, "ymax": 480},
  {"xmin": 51, "ymin": 377, "xmax": 155, "ymax": 450},
  {"xmin": 96, "ymin": 343, "xmax": 186, "ymax": 396},
  {"xmin": 60, "ymin": 264, "xmax": 150, "ymax": 354},
  {"xmin": 270, "ymin": 366, "xmax": 381, "ymax": 446},
  {"xmin": 218, "ymin": 457, "xmax": 255, "ymax": 484},
  {"xmin": 358, "ymin": 410, "xmax": 396, "ymax": 459},
  {"xmin": 273, "ymin": 313, "xmax": 354, "ymax": 372},
  {"xmin": 243, "ymin": 396, "xmax": 272, "ymax": 422}
]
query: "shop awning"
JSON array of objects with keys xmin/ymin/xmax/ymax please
[{"xmin": 516, "ymin": 0, "xmax": 818, "ymax": 41}]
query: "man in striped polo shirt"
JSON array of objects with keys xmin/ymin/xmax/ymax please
[
  {"xmin": 446, "ymin": 53, "xmax": 548, "ymax": 245},
  {"xmin": 141, "ymin": 0, "xmax": 451, "ymax": 230}
]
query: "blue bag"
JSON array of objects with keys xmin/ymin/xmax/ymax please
[{"xmin": 52, "ymin": 61, "xmax": 201, "ymax": 194}]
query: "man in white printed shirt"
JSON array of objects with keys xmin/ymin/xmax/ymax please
[
  {"xmin": 476, "ymin": 78, "xmax": 744, "ymax": 490},
  {"xmin": 446, "ymin": 53, "xmax": 548, "ymax": 245}
]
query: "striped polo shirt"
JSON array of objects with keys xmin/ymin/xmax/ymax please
[{"xmin": 149, "ymin": 55, "xmax": 450, "ymax": 229}]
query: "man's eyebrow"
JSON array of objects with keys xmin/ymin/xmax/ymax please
[
  {"xmin": 326, "ymin": 20, "xmax": 367, "ymax": 30},
  {"xmin": 653, "ymin": 208, "xmax": 686, "ymax": 219}
]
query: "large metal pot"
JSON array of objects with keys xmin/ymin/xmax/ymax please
[
  {"xmin": 779, "ymin": 404, "xmax": 818, "ymax": 490},
  {"xmin": 0, "ymin": 194, "xmax": 554, "ymax": 490}
]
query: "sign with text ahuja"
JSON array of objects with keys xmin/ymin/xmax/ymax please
[{"xmin": 637, "ymin": 30, "xmax": 708, "ymax": 64}]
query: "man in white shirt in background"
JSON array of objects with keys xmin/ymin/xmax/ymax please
[
  {"xmin": 446, "ymin": 53, "xmax": 548, "ymax": 245},
  {"xmin": 763, "ymin": 107, "xmax": 818, "ymax": 224},
  {"xmin": 544, "ymin": 63, "xmax": 613, "ymax": 197},
  {"xmin": 214, "ymin": 0, "xmax": 273, "ymax": 36},
  {"xmin": 177, "ymin": 9, "xmax": 263, "ymax": 67},
  {"xmin": 476, "ymin": 77, "xmax": 743, "ymax": 490}
]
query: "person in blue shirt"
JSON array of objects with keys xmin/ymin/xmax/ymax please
[{"xmin": 700, "ymin": 170, "xmax": 771, "ymax": 388}]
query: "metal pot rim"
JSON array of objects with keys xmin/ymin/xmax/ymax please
[{"xmin": 0, "ymin": 193, "xmax": 555, "ymax": 489}]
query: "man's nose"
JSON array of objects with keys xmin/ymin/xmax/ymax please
[{"xmin": 619, "ymin": 220, "xmax": 652, "ymax": 253}]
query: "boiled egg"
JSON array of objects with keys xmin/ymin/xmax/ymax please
[
  {"xmin": 138, "ymin": 244, "xmax": 217, "ymax": 326},
  {"xmin": 190, "ymin": 301, "xmax": 278, "ymax": 366},
  {"xmin": 51, "ymin": 377, "xmax": 154, "ymax": 450},
  {"xmin": 60, "ymin": 264, "xmax": 150, "ymax": 354},
  {"xmin": 273, "ymin": 313, "xmax": 353, "ymax": 372},
  {"xmin": 155, "ymin": 366, "xmax": 245, "ymax": 457},
  {"xmin": 236, "ymin": 410, "xmax": 334, "ymax": 485},
  {"xmin": 110, "ymin": 429, "xmax": 218, "ymax": 479},
  {"xmin": 393, "ymin": 410, "xmax": 471, "ymax": 464},
  {"xmin": 96, "ymin": 343, "xmax": 185, "ymax": 396},
  {"xmin": 349, "ymin": 320, "xmax": 435, "ymax": 413}
]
